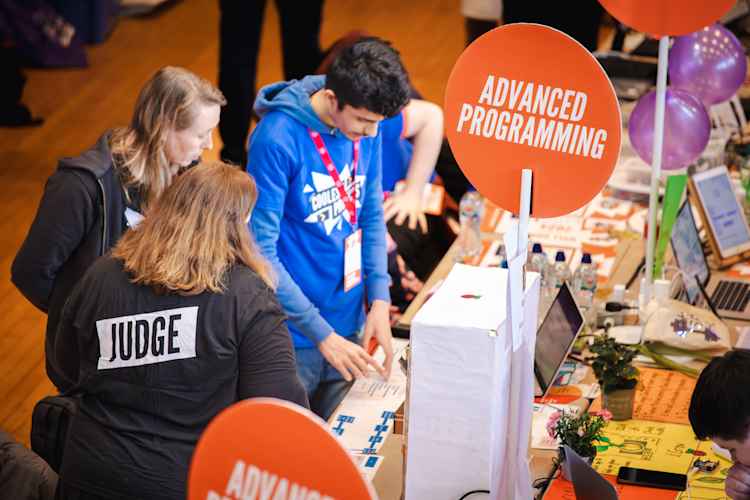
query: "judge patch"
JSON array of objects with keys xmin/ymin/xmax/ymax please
[{"xmin": 96, "ymin": 306, "xmax": 198, "ymax": 370}]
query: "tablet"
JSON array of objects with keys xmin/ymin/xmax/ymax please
[{"xmin": 691, "ymin": 166, "xmax": 750, "ymax": 260}]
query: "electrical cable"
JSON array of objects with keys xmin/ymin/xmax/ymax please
[{"xmin": 457, "ymin": 489, "xmax": 490, "ymax": 499}]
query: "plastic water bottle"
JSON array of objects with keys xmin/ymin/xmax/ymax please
[
  {"xmin": 455, "ymin": 190, "xmax": 483, "ymax": 263},
  {"xmin": 572, "ymin": 253, "xmax": 597, "ymax": 310},
  {"xmin": 526, "ymin": 242, "xmax": 548, "ymax": 287},
  {"xmin": 549, "ymin": 251, "xmax": 571, "ymax": 293}
]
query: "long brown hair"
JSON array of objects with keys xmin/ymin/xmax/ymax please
[
  {"xmin": 110, "ymin": 66, "xmax": 226, "ymax": 206},
  {"xmin": 112, "ymin": 161, "xmax": 274, "ymax": 294}
]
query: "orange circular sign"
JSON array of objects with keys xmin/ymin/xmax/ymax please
[
  {"xmin": 188, "ymin": 399, "xmax": 374, "ymax": 500},
  {"xmin": 444, "ymin": 24, "xmax": 621, "ymax": 218},
  {"xmin": 598, "ymin": 0, "xmax": 735, "ymax": 37}
]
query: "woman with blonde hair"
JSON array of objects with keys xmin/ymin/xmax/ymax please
[
  {"xmin": 12, "ymin": 66, "xmax": 226, "ymax": 392},
  {"xmin": 53, "ymin": 161, "xmax": 307, "ymax": 500}
]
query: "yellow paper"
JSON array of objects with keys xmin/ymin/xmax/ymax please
[
  {"xmin": 674, "ymin": 440, "xmax": 731, "ymax": 499},
  {"xmin": 593, "ymin": 420, "xmax": 699, "ymax": 475}
]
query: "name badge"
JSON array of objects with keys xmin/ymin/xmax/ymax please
[{"xmin": 344, "ymin": 229, "xmax": 362, "ymax": 292}]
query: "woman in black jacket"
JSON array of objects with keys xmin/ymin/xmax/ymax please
[
  {"xmin": 54, "ymin": 161, "xmax": 308, "ymax": 500},
  {"xmin": 12, "ymin": 66, "xmax": 226, "ymax": 392}
]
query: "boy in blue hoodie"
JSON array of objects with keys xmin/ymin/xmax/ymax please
[{"xmin": 247, "ymin": 38, "xmax": 411, "ymax": 419}]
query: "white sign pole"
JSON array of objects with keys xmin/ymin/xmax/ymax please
[
  {"xmin": 493, "ymin": 169, "xmax": 533, "ymax": 499},
  {"xmin": 644, "ymin": 36, "xmax": 670, "ymax": 304},
  {"xmin": 518, "ymin": 170, "xmax": 532, "ymax": 267}
]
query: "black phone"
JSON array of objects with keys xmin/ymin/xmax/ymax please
[{"xmin": 616, "ymin": 466, "xmax": 687, "ymax": 491}]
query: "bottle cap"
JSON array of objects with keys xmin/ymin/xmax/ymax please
[
  {"xmin": 581, "ymin": 253, "xmax": 592, "ymax": 264},
  {"xmin": 555, "ymin": 250, "xmax": 566, "ymax": 262},
  {"xmin": 532, "ymin": 243, "xmax": 543, "ymax": 253}
]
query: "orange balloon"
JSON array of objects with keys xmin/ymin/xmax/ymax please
[
  {"xmin": 188, "ymin": 399, "xmax": 374, "ymax": 500},
  {"xmin": 444, "ymin": 24, "xmax": 621, "ymax": 218},
  {"xmin": 598, "ymin": 0, "xmax": 735, "ymax": 37}
]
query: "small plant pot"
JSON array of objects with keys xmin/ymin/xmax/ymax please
[
  {"xmin": 558, "ymin": 447, "xmax": 595, "ymax": 481},
  {"xmin": 602, "ymin": 387, "xmax": 636, "ymax": 421}
]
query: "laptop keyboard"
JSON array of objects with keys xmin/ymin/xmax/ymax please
[{"xmin": 711, "ymin": 280, "xmax": 750, "ymax": 312}]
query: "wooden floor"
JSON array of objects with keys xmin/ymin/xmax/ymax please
[{"xmin": 0, "ymin": 0, "xmax": 465, "ymax": 445}]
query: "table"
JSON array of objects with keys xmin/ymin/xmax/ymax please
[{"xmin": 369, "ymin": 198, "xmax": 746, "ymax": 499}]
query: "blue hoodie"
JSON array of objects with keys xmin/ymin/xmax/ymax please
[{"xmin": 248, "ymin": 75, "xmax": 390, "ymax": 349}]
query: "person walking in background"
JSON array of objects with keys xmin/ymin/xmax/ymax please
[{"xmin": 218, "ymin": 0, "xmax": 325, "ymax": 165}]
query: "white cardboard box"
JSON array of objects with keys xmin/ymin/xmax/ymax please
[{"xmin": 405, "ymin": 264, "xmax": 540, "ymax": 500}]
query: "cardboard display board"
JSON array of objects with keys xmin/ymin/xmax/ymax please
[
  {"xmin": 597, "ymin": 0, "xmax": 735, "ymax": 37},
  {"xmin": 444, "ymin": 23, "xmax": 621, "ymax": 218},
  {"xmin": 188, "ymin": 399, "xmax": 374, "ymax": 500}
]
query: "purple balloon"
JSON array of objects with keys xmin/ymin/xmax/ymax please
[
  {"xmin": 628, "ymin": 88, "xmax": 710, "ymax": 170},
  {"xmin": 669, "ymin": 24, "xmax": 747, "ymax": 105}
]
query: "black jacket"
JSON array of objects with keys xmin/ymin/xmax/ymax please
[
  {"xmin": 0, "ymin": 430, "xmax": 57, "ymax": 500},
  {"xmin": 55, "ymin": 256, "xmax": 308, "ymax": 500},
  {"xmin": 12, "ymin": 133, "xmax": 128, "ymax": 391}
]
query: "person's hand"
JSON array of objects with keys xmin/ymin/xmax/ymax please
[
  {"xmin": 383, "ymin": 188, "xmax": 428, "ymax": 233},
  {"xmin": 726, "ymin": 462, "xmax": 750, "ymax": 499},
  {"xmin": 397, "ymin": 255, "xmax": 423, "ymax": 299},
  {"xmin": 362, "ymin": 299, "xmax": 394, "ymax": 380},
  {"xmin": 318, "ymin": 331, "xmax": 386, "ymax": 382}
]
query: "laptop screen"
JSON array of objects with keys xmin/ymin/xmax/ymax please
[
  {"xmin": 671, "ymin": 202, "xmax": 710, "ymax": 305},
  {"xmin": 535, "ymin": 283, "xmax": 584, "ymax": 394}
]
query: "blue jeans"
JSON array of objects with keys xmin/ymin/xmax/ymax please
[{"xmin": 295, "ymin": 337, "xmax": 356, "ymax": 421}]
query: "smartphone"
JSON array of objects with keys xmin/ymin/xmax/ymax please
[{"xmin": 616, "ymin": 467, "xmax": 687, "ymax": 491}]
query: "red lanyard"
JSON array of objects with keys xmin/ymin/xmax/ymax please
[{"xmin": 308, "ymin": 129, "xmax": 360, "ymax": 225}]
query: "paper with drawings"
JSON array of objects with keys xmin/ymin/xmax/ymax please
[
  {"xmin": 350, "ymin": 453, "xmax": 385, "ymax": 482},
  {"xmin": 531, "ymin": 403, "xmax": 581, "ymax": 450},
  {"xmin": 329, "ymin": 338, "xmax": 408, "ymax": 457}
]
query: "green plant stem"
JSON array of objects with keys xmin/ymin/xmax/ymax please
[
  {"xmin": 636, "ymin": 344, "xmax": 700, "ymax": 378},
  {"xmin": 644, "ymin": 341, "xmax": 715, "ymax": 363}
]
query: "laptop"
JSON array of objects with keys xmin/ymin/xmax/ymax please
[
  {"xmin": 671, "ymin": 200, "xmax": 750, "ymax": 320},
  {"xmin": 534, "ymin": 283, "xmax": 585, "ymax": 397},
  {"xmin": 563, "ymin": 445, "xmax": 619, "ymax": 500}
]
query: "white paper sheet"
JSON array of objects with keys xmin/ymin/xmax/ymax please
[{"xmin": 329, "ymin": 339, "xmax": 408, "ymax": 457}]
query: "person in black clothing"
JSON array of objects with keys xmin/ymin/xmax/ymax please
[
  {"xmin": 689, "ymin": 349, "xmax": 750, "ymax": 500},
  {"xmin": 461, "ymin": 0, "xmax": 604, "ymax": 52},
  {"xmin": 54, "ymin": 161, "xmax": 308, "ymax": 500},
  {"xmin": 218, "ymin": 0, "xmax": 325, "ymax": 165},
  {"xmin": 12, "ymin": 66, "xmax": 225, "ymax": 392}
]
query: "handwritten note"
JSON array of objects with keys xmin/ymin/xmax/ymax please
[{"xmin": 589, "ymin": 368, "xmax": 696, "ymax": 425}]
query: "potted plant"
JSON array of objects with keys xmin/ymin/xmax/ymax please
[
  {"xmin": 589, "ymin": 333, "xmax": 640, "ymax": 420},
  {"xmin": 547, "ymin": 409, "xmax": 611, "ymax": 480}
]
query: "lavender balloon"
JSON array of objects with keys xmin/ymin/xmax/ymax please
[
  {"xmin": 628, "ymin": 88, "xmax": 710, "ymax": 170},
  {"xmin": 669, "ymin": 24, "xmax": 747, "ymax": 105}
]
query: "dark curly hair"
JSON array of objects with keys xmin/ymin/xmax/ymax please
[
  {"xmin": 689, "ymin": 349, "xmax": 750, "ymax": 442},
  {"xmin": 325, "ymin": 37, "xmax": 410, "ymax": 118}
]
